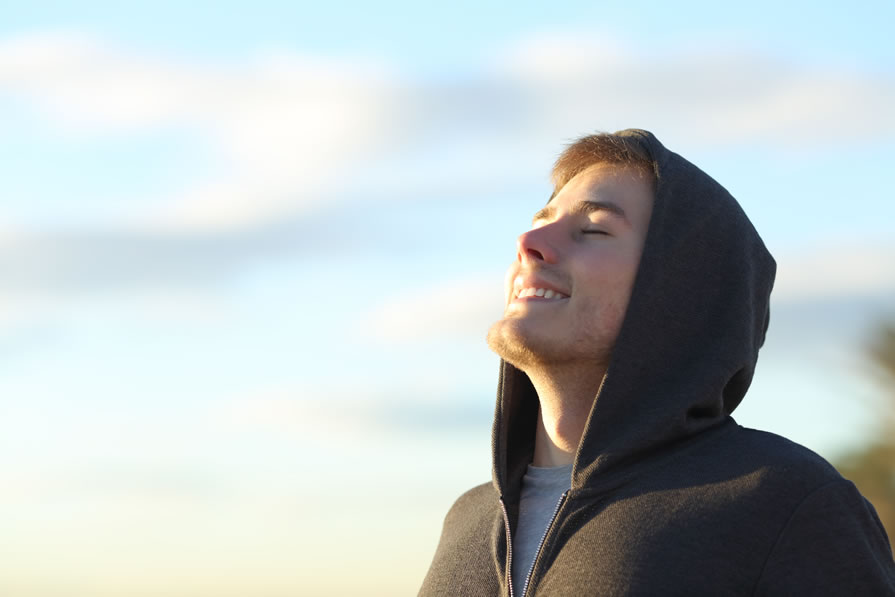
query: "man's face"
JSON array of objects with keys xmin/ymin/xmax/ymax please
[{"xmin": 486, "ymin": 163, "xmax": 654, "ymax": 369}]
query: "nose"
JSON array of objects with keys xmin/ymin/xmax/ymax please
[{"xmin": 516, "ymin": 225, "xmax": 560, "ymax": 265}]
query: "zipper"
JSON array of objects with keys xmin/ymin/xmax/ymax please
[
  {"xmin": 519, "ymin": 489, "xmax": 569, "ymax": 597},
  {"xmin": 498, "ymin": 498, "xmax": 516, "ymax": 597}
]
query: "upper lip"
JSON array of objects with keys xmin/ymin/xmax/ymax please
[{"xmin": 512, "ymin": 275, "xmax": 570, "ymax": 299}]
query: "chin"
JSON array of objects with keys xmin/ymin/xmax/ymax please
[{"xmin": 486, "ymin": 318, "xmax": 551, "ymax": 370}]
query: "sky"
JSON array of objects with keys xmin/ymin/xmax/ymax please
[{"xmin": 1, "ymin": 2, "xmax": 894, "ymax": 595}]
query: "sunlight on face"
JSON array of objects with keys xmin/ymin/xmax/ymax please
[{"xmin": 487, "ymin": 163, "xmax": 654, "ymax": 369}]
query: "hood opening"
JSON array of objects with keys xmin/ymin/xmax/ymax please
[{"xmin": 491, "ymin": 129, "xmax": 776, "ymax": 498}]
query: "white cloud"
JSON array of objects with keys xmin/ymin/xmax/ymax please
[
  {"xmin": 3, "ymin": 29, "xmax": 893, "ymax": 236},
  {"xmin": 772, "ymin": 243, "xmax": 895, "ymax": 302},
  {"xmin": 210, "ymin": 385, "xmax": 376, "ymax": 439},
  {"xmin": 0, "ymin": 32, "xmax": 396, "ymax": 136},
  {"xmin": 0, "ymin": 31, "xmax": 402, "ymax": 232},
  {"xmin": 486, "ymin": 31, "xmax": 895, "ymax": 145},
  {"xmin": 207, "ymin": 377, "xmax": 494, "ymax": 444},
  {"xmin": 360, "ymin": 273, "xmax": 505, "ymax": 343},
  {"xmin": 1, "ymin": 29, "xmax": 893, "ymax": 314},
  {"xmin": 0, "ymin": 31, "xmax": 196, "ymax": 130}
]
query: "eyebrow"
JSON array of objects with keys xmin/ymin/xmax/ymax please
[{"xmin": 531, "ymin": 200, "xmax": 629, "ymax": 226}]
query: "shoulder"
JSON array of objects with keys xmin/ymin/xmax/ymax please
[
  {"xmin": 721, "ymin": 424, "xmax": 845, "ymax": 491},
  {"xmin": 443, "ymin": 480, "xmax": 498, "ymax": 528},
  {"xmin": 655, "ymin": 424, "xmax": 895, "ymax": 593},
  {"xmin": 657, "ymin": 423, "xmax": 866, "ymax": 531},
  {"xmin": 659, "ymin": 422, "xmax": 847, "ymax": 507},
  {"xmin": 722, "ymin": 427, "xmax": 895, "ymax": 593},
  {"xmin": 429, "ymin": 480, "xmax": 499, "ymax": 554},
  {"xmin": 754, "ymin": 476, "xmax": 895, "ymax": 594},
  {"xmin": 731, "ymin": 425, "xmax": 835, "ymax": 466},
  {"xmin": 419, "ymin": 481, "xmax": 502, "ymax": 596},
  {"xmin": 453, "ymin": 480, "xmax": 496, "ymax": 504}
]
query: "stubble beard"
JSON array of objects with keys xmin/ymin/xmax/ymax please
[
  {"xmin": 486, "ymin": 316, "xmax": 569, "ymax": 371},
  {"xmin": 485, "ymin": 308, "xmax": 617, "ymax": 375},
  {"xmin": 486, "ymin": 319, "xmax": 535, "ymax": 371}
]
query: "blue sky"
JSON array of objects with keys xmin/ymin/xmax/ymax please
[
  {"xmin": 1, "ymin": 3, "xmax": 894, "ymax": 595},
  {"xmin": 4, "ymin": 1, "xmax": 893, "ymax": 68}
]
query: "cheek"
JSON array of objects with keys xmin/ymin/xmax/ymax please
[
  {"xmin": 570, "ymin": 291, "xmax": 631, "ymax": 355},
  {"xmin": 575, "ymin": 256, "xmax": 641, "ymax": 316},
  {"xmin": 580, "ymin": 252, "xmax": 639, "ymax": 289},
  {"xmin": 603, "ymin": 251, "xmax": 642, "ymax": 289}
]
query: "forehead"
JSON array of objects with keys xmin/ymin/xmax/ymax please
[
  {"xmin": 553, "ymin": 163, "xmax": 651, "ymax": 204},
  {"xmin": 539, "ymin": 163, "xmax": 655, "ymax": 227}
]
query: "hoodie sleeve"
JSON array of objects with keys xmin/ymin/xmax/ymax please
[{"xmin": 754, "ymin": 479, "xmax": 895, "ymax": 596}]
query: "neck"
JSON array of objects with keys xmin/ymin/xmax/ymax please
[{"xmin": 527, "ymin": 361, "xmax": 606, "ymax": 467}]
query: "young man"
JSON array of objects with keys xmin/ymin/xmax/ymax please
[{"xmin": 419, "ymin": 130, "xmax": 895, "ymax": 596}]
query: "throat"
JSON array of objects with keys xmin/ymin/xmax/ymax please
[
  {"xmin": 532, "ymin": 404, "xmax": 590, "ymax": 467},
  {"xmin": 526, "ymin": 364, "xmax": 605, "ymax": 467}
]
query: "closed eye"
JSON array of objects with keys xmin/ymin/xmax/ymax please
[{"xmin": 582, "ymin": 230, "xmax": 609, "ymax": 235}]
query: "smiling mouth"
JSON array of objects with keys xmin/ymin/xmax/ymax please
[{"xmin": 513, "ymin": 287, "xmax": 570, "ymax": 301}]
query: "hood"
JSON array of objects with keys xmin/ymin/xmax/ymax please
[{"xmin": 491, "ymin": 129, "xmax": 776, "ymax": 499}]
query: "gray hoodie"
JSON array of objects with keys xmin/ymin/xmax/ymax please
[{"xmin": 419, "ymin": 130, "xmax": 895, "ymax": 596}]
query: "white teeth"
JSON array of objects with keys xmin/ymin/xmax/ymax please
[{"xmin": 515, "ymin": 286, "xmax": 568, "ymax": 300}]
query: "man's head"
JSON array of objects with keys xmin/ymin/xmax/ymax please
[{"xmin": 486, "ymin": 134, "xmax": 656, "ymax": 373}]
